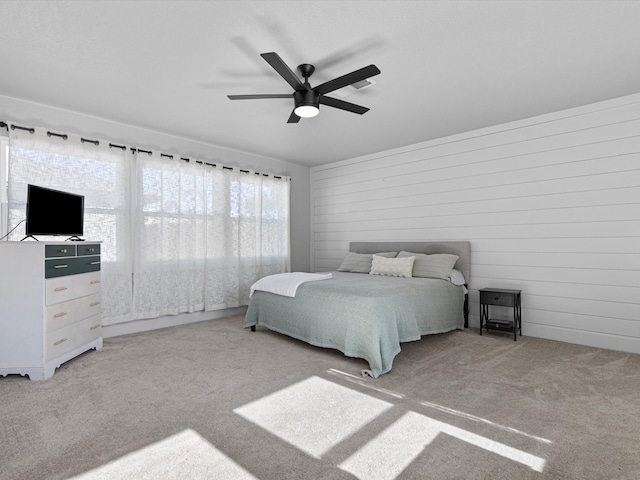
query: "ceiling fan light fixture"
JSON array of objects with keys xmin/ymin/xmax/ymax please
[
  {"xmin": 294, "ymin": 89, "xmax": 320, "ymax": 118},
  {"xmin": 294, "ymin": 105, "xmax": 319, "ymax": 118}
]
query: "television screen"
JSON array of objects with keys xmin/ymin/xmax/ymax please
[{"xmin": 25, "ymin": 185, "xmax": 84, "ymax": 237}]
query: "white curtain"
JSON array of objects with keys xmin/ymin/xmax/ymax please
[
  {"xmin": 132, "ymin": 151, "xmax": 207, "ymax": 318},
  {"xmin": 204, "ymin": 166, "xmax": 291, "ymax": 310},
  {"xmin": 133, "ymin": 151, "xmax": 290, "ymax": 318},
  {"xmin": 6, "ymin": 124, "xmax": 291, "ymax": 325},
  {"xmin": 7, "ymin": 126, "xmax": 133, "ymax": 324}
]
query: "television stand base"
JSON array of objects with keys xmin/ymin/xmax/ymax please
[{"xmin": 20, "ymin": 235, "xmax": 39, "ymax": 241}]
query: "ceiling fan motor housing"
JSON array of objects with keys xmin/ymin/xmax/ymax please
[{"xmin": 294, "ymin": 89, "xmax": 320, "ymax": 109}]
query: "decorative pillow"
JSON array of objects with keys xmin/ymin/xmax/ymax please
[
  {"xmin": 369, "ymin": 255, "xmax": 415, "ymax": 278},
  {"xmin": 449, "ymin": 268, "xmax": 466, "ymax": 286},
  {"xmin": 337, "ymin": 252, "xmax": 397, "ymax": 273},
  {"xmin": 397, "ymin": 251, "xmax": 459, "ymax": 280}
]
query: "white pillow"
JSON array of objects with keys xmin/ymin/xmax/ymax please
[
  {"xmin": 369, "ymin": 255, "xmax": 415, "ymax": 278},
  {"xmin": 449, "ymin": 268, "xmax": 466, "ymax": 286}
]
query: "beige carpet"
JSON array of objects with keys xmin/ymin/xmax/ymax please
[{"xmin": 1, "ymin": 315, "xmax": 640, "ymax": 480}]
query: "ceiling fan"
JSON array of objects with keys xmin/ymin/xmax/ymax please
[{"xmin": 227, "ymin": 52, "xmax": 381, "ymax": 123}]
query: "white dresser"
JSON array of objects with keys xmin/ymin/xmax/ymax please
[{"xmin": 0, "ymin": 241, "xmax": 103, "ymax": 381}]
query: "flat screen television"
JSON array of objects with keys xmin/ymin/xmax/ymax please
[{"xmin": 25, "ymin": 184, "xmax": 84, "ymax": 238}]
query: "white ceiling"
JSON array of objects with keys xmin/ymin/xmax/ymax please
[{"xmin": 1, "ymin": 1, "xmax": 639, "ymax": 167}]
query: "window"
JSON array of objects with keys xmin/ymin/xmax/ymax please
[
  {"xmin": 6, "ymin": 128, "xmax": 133, "ymax": 323},
  {"xmin": 5, "ymin": 127, "xmax": 290, "ymax": 324},
  {"xmin": 132, "ymin": 153, "xmax": 289, "ymax": 317},
  {"xmin": 0, "ymin": 137, "xmax": 8, "ymax": 239}
]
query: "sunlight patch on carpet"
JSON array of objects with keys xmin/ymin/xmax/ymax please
[
  {"xmin": 234, "ymin": 376, "xmax": 547, "ymax": 479},
  {"xmin": 339, "ymin": 411, "xmax": 546, "ymax": 480},
  {"xmin": 67, "ymin": 429, "xmax": 257, "ymax": 480},
  {"xmin": 233, "ymin": 376, "xmax": 393, "ymax": 458},
  {"xmin": 420, "ymin": 400, "xmax": 553, "ymax": 445}
]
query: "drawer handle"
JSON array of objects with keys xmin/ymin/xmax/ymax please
[
  {"xmin": 53, "ymin": 312, "xmax": 68, "ymax": 318},
  {"xmin": 53, "ymin": 338, "xmax": 68, "ymax": 346},
  {"xmin": 89, "ymin": 261, "xmax": 101, "ymax": 265},
  {"xmin": 54, "ymin": 264, "xmax": 68, "ymax": 269},
  {"xmin": 90, "ymin": 324, "xmax": 101, "ymax": 330},
  {"xmin": 88, "ymin": 248, "xmax": 95, "ymax": 253},
  {"xmin": 54, "ymin": 286, "xmax": 68, "ymax": 292},
  {"xmin": 59, "ymin": 248, "xmax": 68, "ymax": 254},
  {"xmin": 90, "ymin": 280, "xmax": 101, "ymax": 285},
  {"xmin": 494, "ymin": 296, "xmax": 500, "ymax": 301},
  {"xmin": 90, "ymin": 301, "xmax": 101, "ymax": 307}
]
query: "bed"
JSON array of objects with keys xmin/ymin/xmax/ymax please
[{"xmin": 244, "ymin": 241, "xmax": 470, "ymax": 378}]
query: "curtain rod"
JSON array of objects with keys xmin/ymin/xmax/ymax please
[{"xmin": 2, "ymin": 121, "xmax": 288, "ymax": 180}]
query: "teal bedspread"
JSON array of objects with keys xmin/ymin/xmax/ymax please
[{"xmin": 244, "ymin": 272, "xmax": 464, "ymax": 378}]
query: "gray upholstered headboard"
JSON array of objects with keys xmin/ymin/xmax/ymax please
[{"xmin": 349, "ymin": 241, "xmax": 471, "ymax": 284}]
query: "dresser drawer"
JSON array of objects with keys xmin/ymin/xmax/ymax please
[
  {"xmin": 45, "ymin": 256, "xmax": 101, "ymax": 279},
  {"xmin": 46, "ymin": 293, "xmax": 102, "ymax": 333},
  {"xmin": 46, "ymin": 315, "xmax": 102, "ymax": 362},
  {"xmin": 46, "ymin": 271, "xmax": 102, "ymax": 306},
  {"xmin": 45, "ymin": 245, "xmax": 77, "ymax": 258},
  {"xmin": 78, "ymin": 244, "xmax": 100, "ymax": 256},
  {"xmin": 480, "ymin": 290, "xmax": 516, "ymax": 307}
]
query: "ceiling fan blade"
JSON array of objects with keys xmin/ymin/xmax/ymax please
[
  {"xmin": 227, "ymin": 94, "xmax": 292, "ymax": 100},
  {"xmin": 287, "ymin": 110, "xmax": 301, "ymax": 123},
  {"xmin": 314, "ymin": 64, "xmax": 380, "ymax": 95},
  {"xmin": 319, "ymin": 96, "xmax": 370, "ymax": 115},
  {"xmin": 260, "ymin": 52, "xmax": 307, "ymax": 91}
]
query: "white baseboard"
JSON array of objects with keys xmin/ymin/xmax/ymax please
[
  {"xmin": 468, "ymin": 313, "xmax": 640, "ymax": 355},
  {"xmin": 523, "ymin": 323, "xmax": 640, "ymax": 355},
  {"xmin": 101, "ymin": 307, "xmax": 248, "ymax": 338}
]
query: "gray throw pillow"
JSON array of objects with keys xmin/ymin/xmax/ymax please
[
  {"xmin": 337, "ymin": 251, "xmax": 397, "ymax": 273},
  {"xmin": 397, "ymin": 251, "xmax": 459, "ymax": 279}
]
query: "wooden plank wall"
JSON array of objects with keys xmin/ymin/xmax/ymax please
[{"xmin": 310, "ymin": 93, "xmax": 640, "ymax": 354}]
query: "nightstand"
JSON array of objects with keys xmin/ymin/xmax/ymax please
[{"xmin": 479, "ymin": 288, "xmax": 522, "ymax": 341}]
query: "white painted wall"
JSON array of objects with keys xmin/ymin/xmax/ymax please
[
  {"xmin": 0, "ymin": 94, "xmax": 311, "ymax": 336},
  {"xmin": 311, "ymin": 93, "xmax": 640, "ymax": 354}
]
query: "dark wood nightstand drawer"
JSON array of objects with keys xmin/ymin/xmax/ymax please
[{"xmin": 480, "ymin": 290, "xmax": 516, "ymax": 307}]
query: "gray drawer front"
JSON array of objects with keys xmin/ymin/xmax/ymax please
[
  {"xmin": 45, "ymin": 256, "xmax": 101, "ymax": 278},
  {"xmin": 78, "ymin": 244, "xmax": 100, "ymax": 256},
  {"xmin": 480, "ymin": 291, "xmax": 515, "ymax": 307},
  {"xmin": 45, "ymin": 245, "xmax": 77, "ymax": 258}
]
